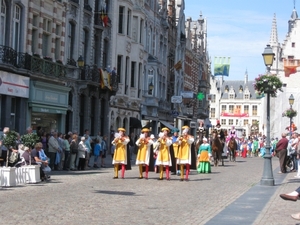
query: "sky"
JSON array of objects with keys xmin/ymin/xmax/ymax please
[{"xmin": 184, "ymin": 0, "xmax": 298, "ymax": 81}]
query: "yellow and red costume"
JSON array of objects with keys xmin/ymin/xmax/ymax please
[
  {"xmin": 177, "ymin": 126, "xmax": 194, "ymax": 181},
  {"xmin": 135, "ymin": 128, "xmax": 154, "ymax": 179},
  {"xmin": 112, "ymin": 128, "xmax": 130, "ymax": 179},
  {"xmin": 154, "ymin": 127, "xmax": 172, "ymax": 180}
]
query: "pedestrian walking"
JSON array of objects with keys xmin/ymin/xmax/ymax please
[{"xmin": 274, "ymin": 132, "xmax": 289, "ymax": 173}]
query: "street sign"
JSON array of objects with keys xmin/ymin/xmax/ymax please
[
  {"xmin": 181, "ymin": 91, "xmax": 194, "ymax": 99},
  {"xmin": 171, "ymin": 95, "xmax": 182, "ymax": 103}
]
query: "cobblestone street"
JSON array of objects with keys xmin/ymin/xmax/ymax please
[{"xmin": 0, "ymin": 156, "xmax": 298, "ymax": 225}]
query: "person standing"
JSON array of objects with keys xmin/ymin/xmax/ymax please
[
  {"xmin": 69, "ymin": 134, "xmax": 79, "ymax": 171},
  {"xmin": 48, "ymin": 132, "xmax": 60, "ymax": 170},
  {"xmin": 275, "ymin": 132, "xmax": 289, "ymax": 173},
  {"xmin": 63, "ymin": 134, "xmax": 71, "ymax": 171},
  {"xmin": 0, "ymin": 127, "xmax": 10, "ymax": 167},
  {"xmin": 77, "ymin": 136, "xmax": 87, "ymax": 170},
  {"xmin": 170, "ymin": 128, "xmax": 180, "ymax": 175},
  {"xmin": 197, "ymin": 137, "xmax": 212, "ymax": 173},
  {"xmin": 154, "ymin": 127, "xmax": 172, "ymax": 180},
  {"xmin": 111, "ymin": 128, "xmax": 130, "ymax": 179},
  {"xmin": 135, "ymin": 128, "xmax": 154, "ymax": 179},
  {"xmin": 93, "ymin": 138, "xmax": 101, "ymax": 168},
  {"xmin": 100, "ymin": 135, "xmax": 108, "ymax": 167},
  {"xmin": 177, "ymin": 126, "xmax": 194, "ymax": 181}
]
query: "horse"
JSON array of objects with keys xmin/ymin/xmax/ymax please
[
  {"xmin": 228, "ymin": 137, "xmax": 237, "ymax": 162},
  {"xmin": 211, "ymin": 131, "xmax": 223, "ymax": 167}
]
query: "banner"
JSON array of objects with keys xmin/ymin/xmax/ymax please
[
  {"xmin": 0, "ymin": 72, "xmax": 29, "ymax": 98},
  {"xmin": 220, "ymin": 112, "xmax": 249, "ymax": 117},
  {"xmin": 283, "ymin": 58, "xmax": 300, "ymax": 77},
  {"xmin": 214, "ymin": 57, "xmax": 230, "ymax": 76},
  {"xmin": 100, "ymin": 69, "xmax": 111, "ymax": 90}
]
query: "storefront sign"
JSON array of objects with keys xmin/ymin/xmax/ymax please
[{"xmin": 0, "ymin": 72, "xmax": 29, "ymax": 98}]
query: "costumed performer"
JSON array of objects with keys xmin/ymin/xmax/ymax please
[
  {"xmin": 197, "ymin": 137, "xmax": 212, "ymax": 173},
  {"xmin": 154, "ymin": 127, "xmax": 172, "ymax": 180},
  {"xmin": 177, "ymin": 126, "xmax": 195, "ymax": 181},
  {"xmin": 229, "ymin": 125, "xmax": 237, "ymax": 139},
  {"xmin": 111, "ymin": 127, "xmax": 130, "ymax": 179},
  {"xmin": 135, "ymin": 128, "xmax": 155, "ymax": 179}
]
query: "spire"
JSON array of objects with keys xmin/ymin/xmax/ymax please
[
  {"xmin": 244, "ymin": 69, "xmax": 248, "ymax": 85},
  {"xmin": 291, "ymin": 3, "xmax": 298, "ymax": 20},
  {"xmin": 269, "ymin": 14, "xmax": 279, "ymax": 46}
]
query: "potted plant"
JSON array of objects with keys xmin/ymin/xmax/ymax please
[
  {"xmin": 21, "ymin": 133, "xmax": 40, "ymax": 151},
  {"xmin": 254, "ymin": 74, "xmax": 283, "ymax": 97},
  {"xmin": 0, "ymin": 130, "xmax": 18, "ymax": 186},
  {"xmin": 43, "ymin": 56, "xmax": 52, "ymax": 61},
  {"xmin": 282, "ymin": 108, "xmax": 298, "ymax": 118}
]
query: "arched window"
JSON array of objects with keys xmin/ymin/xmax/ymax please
[{"xmin": 0, "ymin": 0, "xmax": 7, "ymax": 45}]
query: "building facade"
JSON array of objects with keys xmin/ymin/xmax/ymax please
[{"xmin": 209, "ymin": 72, "xmax": 262, "ymax": 138}]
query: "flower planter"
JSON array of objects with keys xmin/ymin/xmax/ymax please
[
  {"xmin": 0, "ymin": 167, "xmax": 16, "ymax": 187},
  {"xmin": 254, "ymin": 74, "xmax": 283, "ymax": 97},
  {"xmin": 24, "ymin": 165, "xmax": 41, "ymax": 184}
]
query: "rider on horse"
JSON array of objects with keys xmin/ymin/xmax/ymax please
[{"xmin": 214, "ymin": 120, "xmax": 225, "ymax": 143}]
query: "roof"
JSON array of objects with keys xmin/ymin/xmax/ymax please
[{"xmin": 220, "ymin": 80, "xmax": 256, "ymax": 100}]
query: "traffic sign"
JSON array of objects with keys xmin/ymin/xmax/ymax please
[{"xmin": 171, "ymin": 96, "xmax": 182, "ymax": 103}]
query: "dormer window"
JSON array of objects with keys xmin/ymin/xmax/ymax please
[
  {"xmin": 225, "ymin": 85, "xmax": 229, "ymax": 93},
  {"xmin": 229, "ymin": 94, "xmax": 234, "ymax": 99},
  {"xmin": 244, "ymin": 94, "xmax": 250, "ymax": 99},
  {"xmin": 239, "ymin": 85, "xmax": 243, "ymax": 93}
]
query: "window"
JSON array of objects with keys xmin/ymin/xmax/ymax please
[
  {"xmin": 83, "ymin": 29, "xmax": 89, "ymax": 62},
  {"xmin": 221, "ymin": 105, "xmax": 226, "ymax": 113},
  {"xmin": 0, "ymin": 0, "xmax": 6, "ymax": 45},
  {"xmin": 244, "ymin": 119, "xmax": 249, "ymax": 126},
  {"xmin": 42, "ymin": 18, "xmax": 52, "ymax": 57},
  {"xmin": 139, "ymin": 19, "xmax": 143, "ymax": 44},
  {"xmin": 229, "ymin": 119, "xmax": 233, "ymax": 125},
  {"xmin": 130, "ymin": 61, "xmax": 136, "ymax": 87},
  {"xmin": 118, "ymin": 6, "xmax": 124, "ymax": 34},
  {"xmin": 125, "ymin": 57, "xmax": 129, "ymax": 94},
  {"xmin": 244, "ymin": 94, "xmax": 249, "ymax": 99},
  {"xmin": 117, "ymin": 55, "xmax": 122, "ymax": 83},
  {"xmin": 210, "ymin": 108, "xmax": 215, "ymax": 118},
  {"xmin": 292, "ymin": 42, "xmax": 295, "ymax": 48},
  {"xmin": 127, "ymin": 9, "xmax": 131, "ymax": 36},
  {"xmin": 68, "ymin": 22, "xmax": 76, "ymax": 61},
  {"xmin": 13, "ymin": 4, "xmax": 21, "ymax": 51},
  {"xmin": 55, "ymin": 24, "xmax": 61, "ymax": 60},
  {"xmin": 244, "ymin": 105, "xmax": 249, "ymax": 114},
  {"xmin": 211, "ymin": 94, "xmax": 216, "ymax": 103},
  {"xmin": 229, "ymin": 94, "xmax": 234, "ymax": 99},
  {"xmin": 32, "ymin": 14, "xmax": 39, "ymax": 54},
  {"xmin": 252, "ymin": 105, "xmax": 257, "ymax": 116},
  {"xmin": 229, "ymin": 105, "xmax": 234, "ymax": 113},
  {"xmin": 148, "ymin": 69, "xmax": 154, "ymax": 96},
  {"xmin": 235, "ymin": 119, "xmax": 239, "ymax": 126},
  {"xmin": 132, "ymin": 16, "xmax": 138, "ymax": 42},
  {"xmin": 252, "ymin": 119, "xmax": 258, "ymax": 125},
  {"xmin": 221, "ymin": 119, "xmax": 226, "ymax": 125}
]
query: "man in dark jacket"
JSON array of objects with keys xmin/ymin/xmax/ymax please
[{"xmin": 275, "ymin": 132, "xmax": 289, "ymax": 173}]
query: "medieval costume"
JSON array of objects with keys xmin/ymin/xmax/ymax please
[
  {"xmin": 198, "ymin": 120, "xmax": 206, "ymax": 139},
  {"xmin": 154, "ymin": 127, "xmax": 172, "ymax": 180},
  {"xmin": 177, "ymin": 126, "xmax": 195, "ymax": 181},
  {"xmin": 229, "ymin": 126, "xmax": 237, "ymax": 139},
  {"xmin": 135, "ymin": 128, "xmax": 155, "ymax": 179},
  {"xmin": 112, "ymin": 128, "xmax": 130, "ymax": 179},
  {"xmin": 197, "ymin": 138, "xmax": 212, "ymax": 173}
]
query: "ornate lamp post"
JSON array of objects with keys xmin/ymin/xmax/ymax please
[
  {"xmin": 77, "ymin": 55, "xmax": 85, "ymax": 79},
  {"xmin": 289, "ymin": 94, "xmax": 295, "ymax": 138},
  {"xmin": 260, "ymin": 44, "xmax": 275, "ymax": 186}
]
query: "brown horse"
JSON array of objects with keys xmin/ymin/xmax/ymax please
[
  {"xmin": 228, "ymin": 137, "xmax": 237, "ymax": 162},
  {"xmin": 211, "ymin": 131, "xmax": 223, "ymax": 167}
]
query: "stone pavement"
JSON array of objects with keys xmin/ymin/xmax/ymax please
[{"xmin": 0, "ymin": 155, "xmax": 299, "ymax": 225}]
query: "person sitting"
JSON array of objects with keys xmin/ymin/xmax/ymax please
[
  {"xmin": 32, "ymin": 142, "xmax": 51, "ymax": 181},
  {"xmin": 229, "ymin": 126, "xmax": 237, "ymax": 139},
  {"xmin": 280, "ymin": 187, "xmax": 300, "ymax": 220}
]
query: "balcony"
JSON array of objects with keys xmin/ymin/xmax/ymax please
[
  {"xmin": 0, "ymin": 45, "xmax": 66, "ymax": 77},
  {"xmin": 94, "ymin": 12, "xmax": 111, "ymax": 28}
]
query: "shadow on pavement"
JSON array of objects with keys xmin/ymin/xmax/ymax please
[{"xmin": 94, "ymin": 190, "xmax": 140, "ymax": 196}]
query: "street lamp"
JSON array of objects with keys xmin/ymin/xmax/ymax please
[
  {"xmin": 77, "ymin": 55, "xmax": 85, "ymax": 79},
  {"xmin": 289, "ymin": 94, "xmax": 295, "ymax": 138},
  {"xmin": 260, "ymin": 44, "xmax": 275, "ymax": 186}
]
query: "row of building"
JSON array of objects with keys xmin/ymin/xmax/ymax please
[{"xmin": 0, "ymin": 0, "xmax": 210, "ymax": 137}]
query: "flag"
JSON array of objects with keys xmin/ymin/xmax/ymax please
[
  {"xmin": 100, "ymin": 69, "xmax": 111, "ymax": 90},
  {"xmin": 174, "ymin": 60, "xmax": 182, "ymax": 70},
  {"xmin": 283, "ymin": 58, "xmax": 300, "ymax": 77},
  {"xmin": 214, "ymin": 57, "xmax": 230, "ymax": 76}
]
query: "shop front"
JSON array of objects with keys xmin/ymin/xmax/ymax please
[
  {"xmin": 28, "ymin": 81, "xmax": 70, "ymax": 134},
  {"xmin": 0, "ymin": 72, "xmax": 30, "ymax": 133}
]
